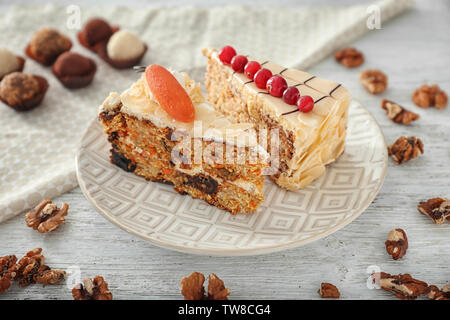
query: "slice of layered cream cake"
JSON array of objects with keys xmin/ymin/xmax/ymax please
[
  {"xmin": 98, "ymin": 65, "xmax": 268, "ymax": 214},
  {"xmin": 203, "ymin": 46, "xmax": 350, "ymax": 190}
]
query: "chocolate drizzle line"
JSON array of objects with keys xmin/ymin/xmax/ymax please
[
  {"xmin": 281, "ymin": 83, "xmax": 342, "ymax": 116},
  {"xmin": 279, "ymin": 68, "xmax": 288, "ymax": 75}
]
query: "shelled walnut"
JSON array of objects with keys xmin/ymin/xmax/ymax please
[
  {"xmin": 412, "ymin": 84, "xmax": 447, "ymax": 109},
  {"xmin": 372, "ymin": 272, "xmax": 429, "ymax": 300},
  {"xmin": 388, "ymin": 136, "xmax": 423, "ymax": 164},
  {"xmin": 417, "ymin": 198, "xmax": 450, "ymax": 224},
  {"xmin": 385, "ymin": 229, "xmax": 408, "ymax": 260},
  {"xmin": 360, "ymin": 69, "xmax": 387, "ymax": 94},
  {"xmin": 181, "ymin": 272, "xmax": 230, "ymax": 300},
  {"xmin": 72, "ymin": 276, "xmax": 113, "ymax": 300},
  {"xmin": 381, "ymin": 99, "xmax": 419, "ymax": 125},
  {"xmin": 15, "ymin": 248, "xmax": 65, "ymax": 287},
  {"xmin": 318, "ymin": 283, "xmax": 340, "ymax": 298},
  {"xmin": 428, "ymin": 285, "xmax": 450, "ymax": 300},
  {"xmin": 0, "ymin": 255, "xmax": 17, "ymax": 294},
  {"xmin": 334, "ymin": 48, "xmax": 364, "ymax": 68},
  {"xmin": 25, "ymin": 200, "xmax": 68, "ymax": 233}
]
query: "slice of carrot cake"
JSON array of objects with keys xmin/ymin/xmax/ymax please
[
  {"xmin": 98, "ymin": 64, "xmax": 268, "ymax": 214},
  {"xmin": 202, "ymin": 46, "xmax": 350, "ymax": 190}
]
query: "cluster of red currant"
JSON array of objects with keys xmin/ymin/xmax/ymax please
[{"xmin": 219, "ymin": 45, "xmax": 314, "ymax": 113}]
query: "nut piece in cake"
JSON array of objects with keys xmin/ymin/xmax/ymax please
[
  {"xmin": 25, "ymin": 28, "xmax": 72, "ymax": 65},
  {"xmin": 318, "ymin": 283, "xmax": 340, "ymax": 298},
  {"xmin": 372, "ymin": 272, "xmax": 429, "ymax": 300},
  {"xmin": 0, "ymin": 72, "xmax": 49, "ymax": 111},
  {"xmin": 360, "ymin": 69, "xmax": 387, "ymax": 94},
  {"xmin": 387, "ymin": 136, "xmax": 423, "ymax": 165},
  {"xmin": 78, "ymin": 18, "xmax": 115, "ymax": 50},
  {"xmin": 72, "ymin": 276, "xmax": 113, "ymax": 300},
  {"xmin": 0, "ymin": 48, "xmax": 25, "ymax": 80},
  {"xmin": 15, "ymin": 248, "xmax": 65, "ymax": 287},
  {"xmin": 428, "ymin": 285, "xmax": 450, "ymax": 300},
  {"xmin": 181, "ymin": 272, "xmax": 230, "ymax": 300},
  {"xmin": 381, "ymin": 99, "xmax": 419, "ymax": 125},
  {"xmin": 412, "ymin": 84, "xmax": 447, "ymax": 109},
  {"xmin": 25, "ymin": 199, "xmax": 69, "ymax": 233},
  {"xmin": 0, "ymin": 255, "xmax": 18, "ymax": 294},
  {"xmin": 52, "ymin": 52, "xmax": 97, "ymax": 89},
  {"xmin": 417, "ymin": 197, "xmax": 450, "ymax": 224},
  {"xmin": 385, "ymin": 228, "xmax": 408, "ymax": 260},
  {"xmin": 334, "ymin": 48, "xmax": 364, "ymax": 68}
]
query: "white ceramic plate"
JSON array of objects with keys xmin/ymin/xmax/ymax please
[{"xmin": 76, "ymin": 100, "xmax": 387, "ymax": 256}]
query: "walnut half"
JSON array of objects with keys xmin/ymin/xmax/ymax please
[
  {"xmin": 412, "ymin": 84, "xmax": 447, "ymax": 109},
  {"xmin": 334, "ymin": 48, "xmax": 364, "ymax": 68},
  {"xmin": 72, "ymin": 276, "xmax": 113, "ymax": 300},
  {"xmin": 417, "ymin": 198, "xmax": 450, "ymax": 224},
  {"xmin": 15, "ymin": 248, "xmax": 65, "ymax": 287},
  {"xmin": 0, "ymin": 255, "xmax": 18, "ymax": 294},
  {"xmin": 360, "ymin": 69, "xmax": 387, "ymax": 94},
  {"xmin": 318, "ymin": 282, "xmax": 340, "ymax": 298},
  {"xmin": 25, "ymin": 200, "xmax": 68, "ymax": 233},
  {"xmin": 385, "ymin": 229, "xmax": 408, "ymax": 260},
  {"xmin": 180, "ymin": 272, "xmax": 230, "ymax": 300},
  {"xmin": 381, "ymin": 99, "xmax": 419, "ymax": 125},
  {"xmin": 388, "ymin": 136, "xmax": 423, "ymax": 164},
  {"xmin": 428, "ymin": 285, "xmax": 450, "ymax": 300},
  {"xmin": 372, "ymin": 272, "xmax": 429, "ymax": 300}
]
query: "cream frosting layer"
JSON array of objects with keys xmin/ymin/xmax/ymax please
[
  {"xmin": 203, "ymin": 47, "xmax": 350, "ymax": 189},
  {"xmin": 99, "ymin": 69, "xmax": 267, "ymax": 154}
]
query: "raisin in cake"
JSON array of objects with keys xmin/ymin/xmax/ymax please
[{"xmin": 203, "ymin": 46, "xmax": 350, "ymax": 190}]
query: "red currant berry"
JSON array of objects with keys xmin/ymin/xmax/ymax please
[
  {"xmin": 254, "ymin": 68, "xmax": 273, "ymax": 89},
  {"xmin": 244, "ymin": 61, "xmax": 261, "ymax": 80},
  {"xmin": 282, "ymin": 87, "xmax": 300, "ymax": 105},
  {"xmin": 231, "ymin": 55, "xmax": 248, "ymax": 72},
  {"xmin": 219, "ymin": 46, "xmax": 237, "ymax": 65},
  {"xmin": 297, "ymin": 95, "xmax": 314, "ymax": 113},
  {"xmin": 266, "ymin": 75, "xmax": 288, "ymax": 97}
]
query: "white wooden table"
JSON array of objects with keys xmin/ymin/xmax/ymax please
[{"xmin": 1, "ymin": 0, "xmax": 448, "ymax": 300}]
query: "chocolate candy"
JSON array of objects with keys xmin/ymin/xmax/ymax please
[
  {"xmin": 52, "ymin": 52, "xmax": 97, "ymax": 89},
  {"xmin": 25, "ymin": 28, "xmax": 72, "ymax": 66},
  {"xmin": 0, "ymin": 72, "xmax": 48, "ymax": 111}
]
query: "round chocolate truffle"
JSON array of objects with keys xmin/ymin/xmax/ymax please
[
  {"xmin": 83, "ymin": 18, "xmax": 113, "ymax": 46},
  {"xmin": 52, "ymin": 52, "xmax": 96, "ymax": 89},
  {"xmin": 54, "ymin": 52, "xmax": 94, "ymax": 77},
  {"xmin": 29, "ymin": 28, "xmax": 71, "ymax": 64},
  {"xmin": 0, "ymin": 72, "xmax": 42, "ymax": 109},
  {"xmin": 106, "ymin": 30, "xmax": 145, "ymax": 61}
]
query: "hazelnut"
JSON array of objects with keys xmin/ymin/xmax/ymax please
[
  {"xmin": 26, "ymin": 28, "xmax": 72, "ymax": 65},
  {"xmin": 52, "ymin": 52, "xmax": 97, "ymax": 89},
  {"xmin": 80, "ymin": 18, "xmax": 113, "ymax": 48},
  {"xmin": 0, "ymin": 72, "xmax": 48, "ymax": 111}
]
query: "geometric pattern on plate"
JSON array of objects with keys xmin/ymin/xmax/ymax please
[{"xmin": 76, "ymin": 100, "xmax": 388, "ymax": 256}]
